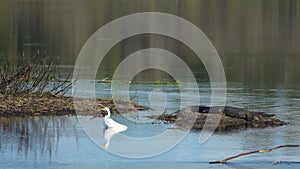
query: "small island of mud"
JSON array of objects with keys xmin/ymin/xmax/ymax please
[
  {"xmin": 0, "ymin": 93, "xmax": 149, "ymax": 117},
  {"xmin": 0, "ymin": 51, "xmax": 149, "ymax": 117}
]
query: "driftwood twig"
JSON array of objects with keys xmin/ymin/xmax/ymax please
[{"xmin": 209, "ymin": 144, "xmax": 299, "ymax": 164}]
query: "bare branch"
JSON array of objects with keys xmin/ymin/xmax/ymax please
[
  {"xmin": 209, "ymin": 144, "xmax": 299, "ymax": 164},
  {"xmin": 0, "ymin": 51, "xmax": 72, "ymax": 96}
]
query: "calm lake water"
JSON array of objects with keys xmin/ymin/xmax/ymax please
[
  {"xmin": 1, "ymin": 0, "xmax": 300, "ymax": 168},
  {"xmin": 1, "ymin": 82, "xmax": 300, "ymax": 169}
]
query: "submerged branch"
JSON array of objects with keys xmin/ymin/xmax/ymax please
[{"xmin": 209, "ymin": 144, "xmax": 299, "ymax": 164}]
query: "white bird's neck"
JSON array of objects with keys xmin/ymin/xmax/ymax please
[{"xmin": 105, "ymin": 107, "xmax": 111, "ymax": 118}]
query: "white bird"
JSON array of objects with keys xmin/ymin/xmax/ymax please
[
  {"xmin": 100, "ymin": 107, "xmax": 128, "ymax": 132},
  {"xmin": 99, "ymin": 107, "xmax": 127, "ymax": 149}
]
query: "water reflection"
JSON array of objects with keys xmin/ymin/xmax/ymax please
[
  {"xmin": 102, "ymin": 127, "xmax": 125, "ymax": 149},
  {"xmin": 0, "ymin": 116, "xmax": 78, "ymax": 160}
]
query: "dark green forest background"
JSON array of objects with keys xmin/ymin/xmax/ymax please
[{"xmin": 0, "ymin": 0, "xmax": 299, "ymax": 85}]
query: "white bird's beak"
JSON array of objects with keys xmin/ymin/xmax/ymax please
[{"xmin": 99, "ymin": 107, "xmax": 106, "ymax": 111}]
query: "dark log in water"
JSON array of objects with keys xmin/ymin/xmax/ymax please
[{"xmin": 152, "ymin": 106, "xmax": 287, "ymax": 131}]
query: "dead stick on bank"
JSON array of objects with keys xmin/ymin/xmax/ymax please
[{"xmin": 209, "ymin": 144, "xmax": 299, "ymax": 164}]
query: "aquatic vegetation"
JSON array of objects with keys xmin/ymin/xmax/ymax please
[{"xmin": 97, "ymin": 79, "xmax": 181, "ymax": 85}]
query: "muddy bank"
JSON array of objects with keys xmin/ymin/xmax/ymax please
[
  {"xmin": 0, "ymin": 52, "xmax": 151, "ymax": 117},
  {"xmin": 0, "ymin": 93, "xmax": 149, "ymax": 117},
  {"xmin": 150, "ymin": 106, "xmax": 287, "ymax": 131}
]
